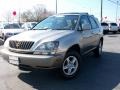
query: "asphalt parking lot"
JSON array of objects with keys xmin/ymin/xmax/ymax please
[{"xmin": 0, "ymin": 34, "xmax": 120, "ymax": 90}]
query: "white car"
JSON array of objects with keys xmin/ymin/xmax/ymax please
[
  {"xmin": 0, "ymin": 23, "xmax": 25, "ymax": 41},
  {"xmin": 0, "ymin": 22, "xmax": 8, "ymax": 38},
  {"xmin": 21, "ymin": 22, "xmax": 37, "ymax": 30},
  {"xmin": 108, "ymin": 23, "xmax": 118, "ymax": 33},
  {"xmin": 118, "ymin": 23, "xmax": 120, "ymax": 32},
  {"xmin": 101, "ymin": 22, "xmax": 109, "ymax": 34}
]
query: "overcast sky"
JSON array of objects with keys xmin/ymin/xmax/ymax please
[{"xmin": 0, "ymin": 0, "xmax": 120, "ymax": 22}]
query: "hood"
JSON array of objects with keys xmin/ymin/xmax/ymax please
[
  {"xmin": 3, "ymin": 29, "xmax": 24, "ymax": 34},
  {"xmin": 8, "ymin": 30, "xmax": 75, "ymax": 42}
]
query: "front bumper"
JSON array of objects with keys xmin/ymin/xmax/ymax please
[
  {"xmin": 1, "ymin": 49, "xmax": 64, "ymax": 69},
  {"xmin": 109, "ymin": 29, "xmax": 118, "ymax": 31}
]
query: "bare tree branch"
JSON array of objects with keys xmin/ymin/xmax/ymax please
[{"xmin": 21, "ymin": 4, "xmax": 54, "ymax": 22}]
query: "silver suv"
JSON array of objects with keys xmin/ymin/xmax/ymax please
[{"xmin": 1, "ymin": 13, "xmax": 103, "ymax": 78}]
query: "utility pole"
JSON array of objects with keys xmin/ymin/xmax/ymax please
[
  {"xmin": 101, "ymin": 0, "xmax": 103, "ymax": 22},
  {"xmin": 56, "ymin": 0, "xmax": 58, "ymax": 14},
  {"xmin": 116, "ymin": 1, "xmax": 119, "ymax": 23}
]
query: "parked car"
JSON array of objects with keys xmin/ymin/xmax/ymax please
[
  {"xmin": 0, "ymin": 23, "xmax": 25, "ymax": 41},
  {"xmin": 0, "ymin": 22, "xmax": 8, "ymax": 29},
  {"xmin": 21, "ymin": 22, "xmax": 37, "ymax": 30},
  {"xmin": 101, "ymin": 22, "xmax": 109, "ymax": 34},
  {"xmin": 118, "ymin": 23, "xmax": 120, "ymax": 32},
  {"xmin": 0, "ymin": 22, "xmax": 8, "ymax": 38},
  {"xmin": 108, "ymin": 23, "xmax": 118, "ymax": 33},
  {"xmin": 1, "ymin": 13, "xmax": 103, "ymax": 79}
]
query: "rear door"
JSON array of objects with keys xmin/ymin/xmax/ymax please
[
  {"xmin": 79, "ymin": 15, "xmax": 93, "ymax": 54},
  {"xmin": 88, "ymin": 16, "xmax": 100, "ymax": 48}
]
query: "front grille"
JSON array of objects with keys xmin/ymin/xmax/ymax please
[{"xmin": 9, "ymin": 40, "xmax": 34, "ymax": 50}]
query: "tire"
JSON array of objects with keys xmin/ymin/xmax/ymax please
[
  {"xmin": 103, "ymin": 31, "xmax": 106, "ymax": 34},
  {"xmin": 103, "ymin": 31, "xmax": 108, "ymax": 34},
  {"xmin": 113, "ymin": 31, "xmax": 117, "ymax": 34},
  {"xmin": 60, "ymin": 50, "xmax": 82, "ymax": 79},
  {"xmin": 94, "ymin": 40, "xmax": 103, "ymax": 57}
]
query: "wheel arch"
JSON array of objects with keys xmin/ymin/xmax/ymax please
[{"xmin": 65, "ymin": 44, "xmax": 81, "ymax": 55}]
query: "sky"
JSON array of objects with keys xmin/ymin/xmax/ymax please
[{"xmin": 0, "ymin": 0, "xmax": 120, "ymax": 22}]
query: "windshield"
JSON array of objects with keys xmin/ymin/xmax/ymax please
[
  {"xmin": 33, "ymin": 15, "xmax": 79, "ymax": 30},
  {"xmin": 4, "ymin": 24, "xmax": 20, "ymax": 29}
]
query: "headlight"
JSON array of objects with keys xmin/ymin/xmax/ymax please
[{"xmin": 34, "ymin": 41, "xmax": 59, "ymax": 55}]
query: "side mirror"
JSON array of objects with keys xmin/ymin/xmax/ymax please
[{"xmin": 82, "ymin": 23, "xmax": 91, "ymax": 30}]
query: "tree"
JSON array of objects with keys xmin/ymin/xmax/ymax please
[
  {"xmin": 21, "ymin": 4, "xmax": 54, "ymax": 22},
  {"xmin": 4, "ymin": 11, "xmax": 12, "ymax": 22},
  {"xmin": 21, "ymin": 10, "xmax": 35, "ymax": 22}
]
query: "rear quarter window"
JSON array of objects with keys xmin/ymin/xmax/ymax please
[{"xmin": 89, "ymin": 16, "xmax": 99, "ymax": 29}]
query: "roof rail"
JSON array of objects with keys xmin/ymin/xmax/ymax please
[{"xmin": 59, "ymin": 12, "xmax": 88, "ymax": 15}]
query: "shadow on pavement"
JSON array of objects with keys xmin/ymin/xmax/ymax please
[
  {"xmin": 18, "ymin": 51, "xmax": 120, "ymax": 90},
  {"xmin": 104, "ymin": 32, "xmax": 120, "ymax": 36}
]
